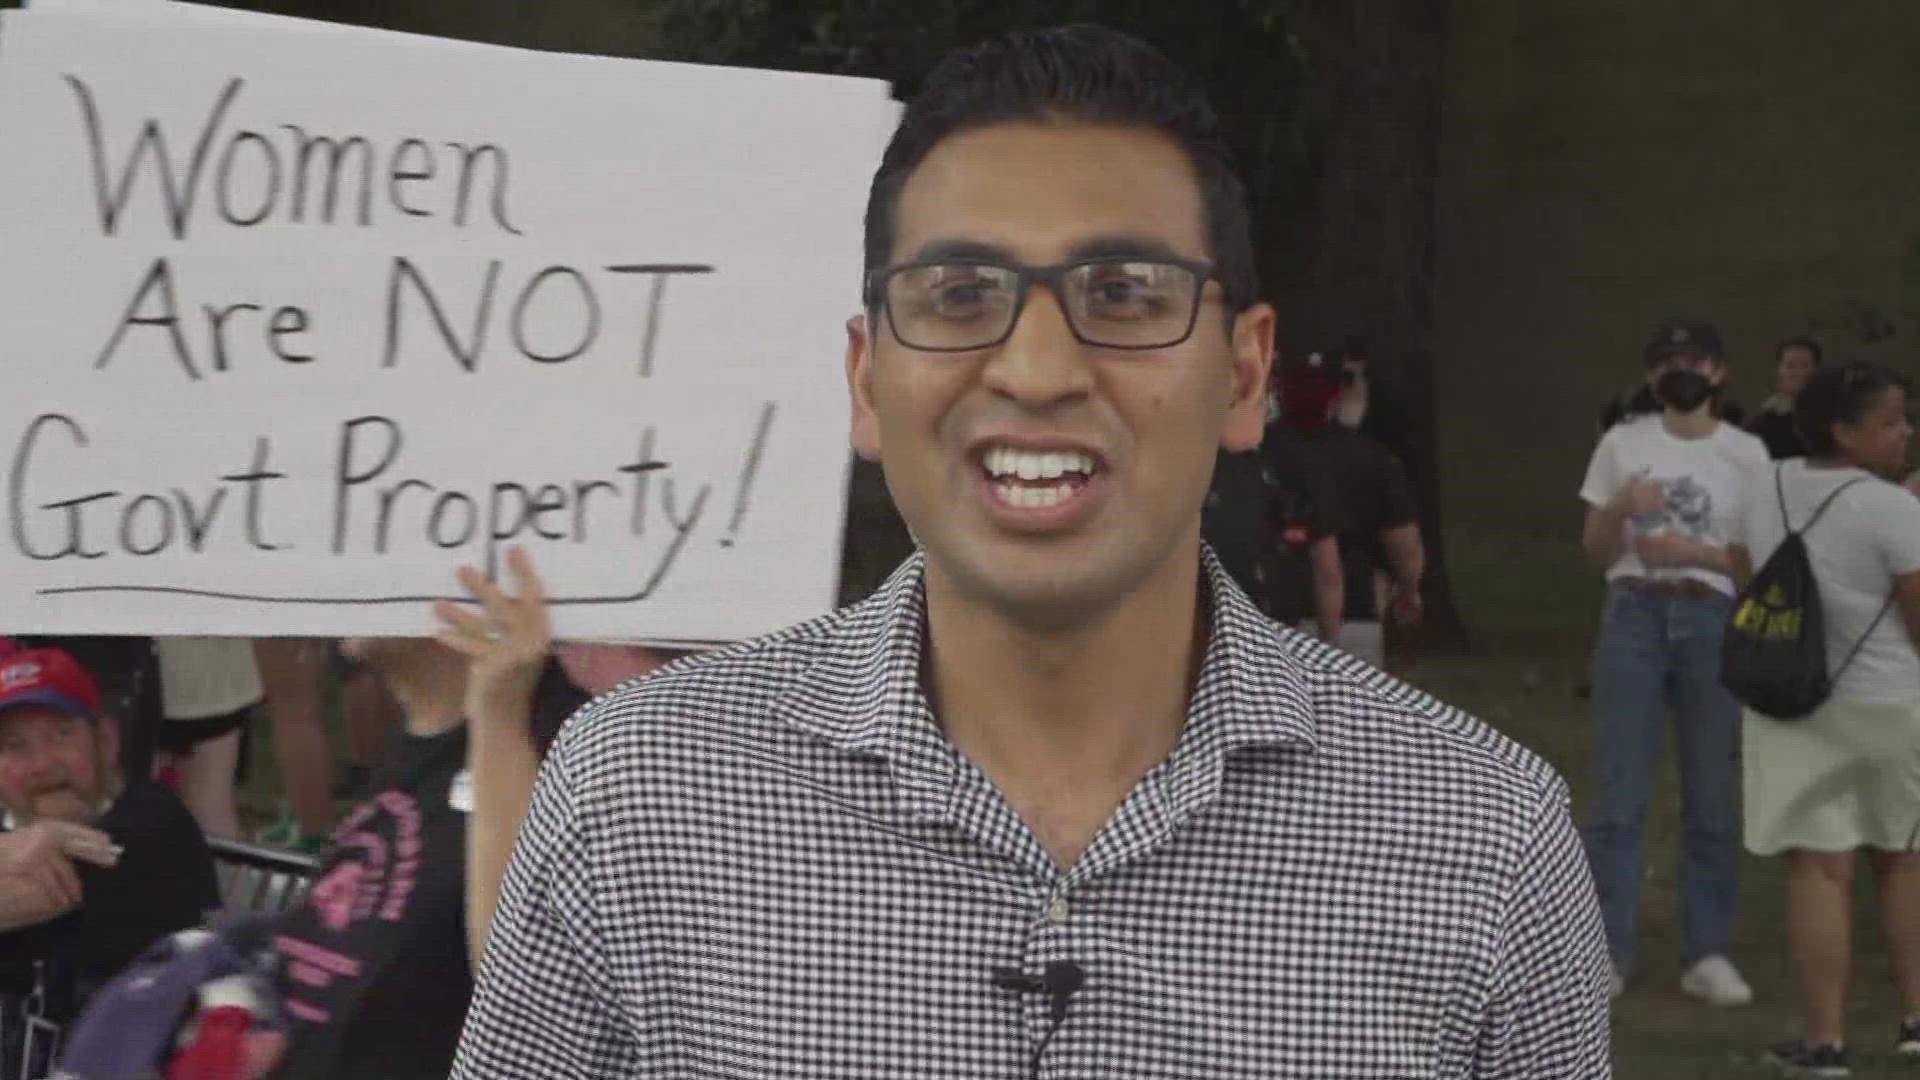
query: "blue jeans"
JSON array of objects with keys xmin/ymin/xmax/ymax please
[{"xmin": 1582, "ymin": 582, "xmax": 1741, "ymax": 973}]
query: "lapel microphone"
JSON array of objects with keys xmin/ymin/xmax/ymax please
[{"xmin": 993, "ymin": 960, "xmax": 1084, "ymax": 1076}]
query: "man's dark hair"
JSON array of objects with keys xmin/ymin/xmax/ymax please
[
  {"xmin": 863, "ymin": 24, "xmax": 1257, "ymax": 311},
  {"xmin": 1794, "ymin": 360, "xmax": 1910, "ymax": 457},
  {"xmin": 1775, "ymin": 335, "xmax": 1825, "ymax": 368}
]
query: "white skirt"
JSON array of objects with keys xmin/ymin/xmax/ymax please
[{"xmin": 1744, "ymin": 698, "xmax": 1920, "ymax": 854}]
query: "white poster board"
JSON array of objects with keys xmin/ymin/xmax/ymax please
[{"xmin": 0, "ymin": 12, "xmax": 898, "ymax": 642}]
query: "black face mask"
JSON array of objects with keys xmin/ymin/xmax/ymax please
[{"xmin": 1654, "ymin": 369, "xmax": 1714, "ymax": 413}]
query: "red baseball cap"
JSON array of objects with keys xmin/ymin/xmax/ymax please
[
  {"xmin": 1278, "ymin": 362, "xmax": 1343, "ymax": 433},
  {"xmin": 0, "ymin": 648, "xmax": 102, "ymax": 720}
]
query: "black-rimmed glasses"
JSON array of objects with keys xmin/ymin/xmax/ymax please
[{"xmin": 866, "ymin": 256, "xmax": 1218, "ymax": 352}]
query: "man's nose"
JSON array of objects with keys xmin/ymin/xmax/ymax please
[{"xmin": 979, "ymin": 286, "xmax": 1094, "ymax": 408}]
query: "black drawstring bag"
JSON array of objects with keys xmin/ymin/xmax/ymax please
[{"xmin": 1722, "ymin": 466, "xmax": 1893, "ymax": 720}]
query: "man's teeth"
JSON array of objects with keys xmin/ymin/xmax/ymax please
[
  {"xmin": 983, "ymin": 446, "xmax": 1097, "ymax": 481},
  {"xmin": 997, "ymin": 484, "xmax": 1075, "ymax": 508}
]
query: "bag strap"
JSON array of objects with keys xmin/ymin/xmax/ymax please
[
  {"xmin": 1831, "ymin": 592, "xmax": 1898, "ymax": 684},
  {"xmin": 1778, "ymin": 462, "xmax": 1892, "ymax": 684},
  {"xmin": 1782, "ymin": 463, "xmax": 1870, "ymax": 537}
]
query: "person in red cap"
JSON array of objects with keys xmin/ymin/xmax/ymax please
[
  {"xmin": 1277, "ymin": 357, "xmax": 1425, "ymax": 669},
  {"xmin": 0, "ymin": 646, "xmax": 219, "ymax": 1080}
]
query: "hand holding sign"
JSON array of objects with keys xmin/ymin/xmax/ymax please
[{"xmin": 435, "ymin": 546, "xmax": 552, "ymax": 732}]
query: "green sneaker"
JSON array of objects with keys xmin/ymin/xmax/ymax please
[
  {"xmin": 256, "ymin": 809, "xmax": 331, "ymax": 856},
  {"xmin": 254, "ymin": 808, "xmax": 299, "ymax": 848}
]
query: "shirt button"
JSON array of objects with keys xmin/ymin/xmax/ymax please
[{"xmin": 1047, "ymin": 895, "xmax": 1070, "ymax": 926}]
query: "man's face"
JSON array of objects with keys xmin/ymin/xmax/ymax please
[
  {"xmin": 847, "ymin": 121, "xmax": 1273, "ymax": 626},
  {"xmin": 0, "ymin": 705, "xmax": 115, "ymax": 824}
]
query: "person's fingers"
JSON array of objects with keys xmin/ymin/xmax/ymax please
[
  {"xmin": 434, "ymin": 598, "xmax": 493, "ymax": 638},
  {"xmin": 506, "ymin": 546, "xmax": 547, "ymax": 611},
  {"xmin": 32, "ymin": 855, "xmax": 81, "ymax": 909},
  {"xmin": 457, "ymin": 564, "xmax": 521, "ymax": 626},
  {"xmin": 434, "ymin": 628, "xmax": 488, "ymax": 659},
  {"xmin": 60, "ymin": 837, "xmax": 121, "ymax": 869},
  {"xmin": 40, "ymin": 821, "xmax": 114, "ymax": 850}
]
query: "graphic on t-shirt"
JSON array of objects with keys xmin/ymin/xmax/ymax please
[
  {"xmin": 275, "ymin": 791, "xmax": 426, "ymax": 1021},
  {"xmin": 1631, "ymin": 472, "xmax": 1715, "ymax": 540}
]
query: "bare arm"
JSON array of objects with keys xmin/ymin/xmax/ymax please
[
  {"xmin": 1897, "ymin": 569, "xmax": 1920, "ymax": 664},
  {"xmin": 464, "ymin": 699, "xmax": 544, "ymax": 970},
  {"xmin": 0, "ymin": 822, "xmax": 117, "ymax": 932},
  {"xmin": 1582, "ymin": 476, "xmax": 1666, "ymax": 570},
  {"xmin": 1581, "ymin": 505, "xmax": 1629, "ymax": 569},
  {"xmin": 1728, "ymin": 545, "xmax": 1754, "ymax": 589},
  {"xmin": 1310, "ymin": 535, "xmax": 1344, "ymax": 642},
  {"xmin": 1628, "ymin": 531, "xmax": 1737, "ymax": 577},
  {"xmin": 434, "ymin": 548, "xmax": 555, "ymax": 971},
  {"xmin": 1380, "ymin": 522, "xmax": 1424, "ymax": 595}
]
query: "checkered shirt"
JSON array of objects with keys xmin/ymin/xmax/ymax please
[{"xmin": 452, "ymin": 549, "xmax": 1612, "ymax": 1078}]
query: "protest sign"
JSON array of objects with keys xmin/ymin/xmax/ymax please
[{"xmin": 0, "ymin": 11, "xmax": 897, "ymax": 643}]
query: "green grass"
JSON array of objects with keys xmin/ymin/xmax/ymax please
[{"xmin": 1417, "ymin": 527, "xmax": 1914, "ymax": 1077}]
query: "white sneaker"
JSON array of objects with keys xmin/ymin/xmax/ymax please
[{"xmin": 1679, "ymin": 954, "xmax": 1753, "ymax": 1007}]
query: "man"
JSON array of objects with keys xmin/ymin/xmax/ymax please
[
  {"xmin": 0, "ymin": 646, "xmax": 217, "ymax": 1080},
  {"xmin": 1282, "ymin": 359, "xmax": 1425, "ymax": 666},
  {"xmin": 455, "ymin": 25, "xmax": 1610, "ymax": 1076},
  {"xmin": 1578, "ymin": 318, "xmax": 1768, "ymax": 1006},
  {"xmin": 1201, "ymin": 373, "xmax": 1345, "ymax": 641},
  {"xmin": 1329, "ymin": 335, "xmax": 1417, "ymax": 468}
]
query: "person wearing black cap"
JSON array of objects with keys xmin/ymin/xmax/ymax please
[
  {"xmin": 1577, "ymin": 318, "xmax": 1770, "ymax": 1007},
  {"xmin": 1596, "ymin": 325, "xmax": 1749, "ymax": 434}
]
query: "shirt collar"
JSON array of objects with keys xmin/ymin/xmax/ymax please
[{"xmin": 773, "ymin": 545, "xmax": 1321, "ymax": 798}]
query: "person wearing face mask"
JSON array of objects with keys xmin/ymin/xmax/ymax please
[{"xmin": 1577, "ymin": 318, "xmax": 1771, "ymax": 1007}]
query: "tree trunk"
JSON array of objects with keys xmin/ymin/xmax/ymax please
[{"xmin": 1289, "ymin": 0, "xmax": 1467, "ymax": 650}]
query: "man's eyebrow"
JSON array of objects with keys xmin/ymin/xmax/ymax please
[
  {"xmin": 899, "ymin": 234, "xmax": 1195, "ymax": 266},
  {"xmin": 1065, "ymin": 234, "xmax": 1188, "ymax": 262},
  {"xmin": 903, "ymin": 238, "xmax": 1017, "ymax": 264}
]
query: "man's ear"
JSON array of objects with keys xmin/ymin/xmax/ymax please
[
  {"xmin": 847, "ymin": 314, "xmax": 882, "ymax": 463},
  {"xmin": 1221, "ymin": 303, "xmax": 1277, "ymax": 453}
]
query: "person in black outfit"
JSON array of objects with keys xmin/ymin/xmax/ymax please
[
  {"xmin": 0, "ymin": 646, "xmax": 217, "ymax": 1080},
  {"xmin": 1278, "ymin": 361, "xmax": 1425, "ymax": 666},
  {"xmin": 262, "ymin": 631, "xmax": 587, "ymax": 1080},
  {"xmin": 1744, "ymin": 335, "xmax": 1823, "ymax": 459},
  {"xmin": 1202, "ymin": 384, "xmax": 1345, "ymax": 641}
]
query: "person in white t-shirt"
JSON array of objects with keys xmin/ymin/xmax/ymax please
[
  {"xmin": 1577, "ymin": 318, "xmax": 1769, "ymax": 1006},
  {"xmin": 1733, "ymin": 361, "xmax": 1920, "ymax": 1073}
]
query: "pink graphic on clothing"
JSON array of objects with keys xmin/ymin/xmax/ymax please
[
  {"xmin": 275, "ymin": 790, "xmax": 427, "ymax": 1024},
  {"xmin": 308, "ymin": 861, "xmax": 365, "ymax": 933}
]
